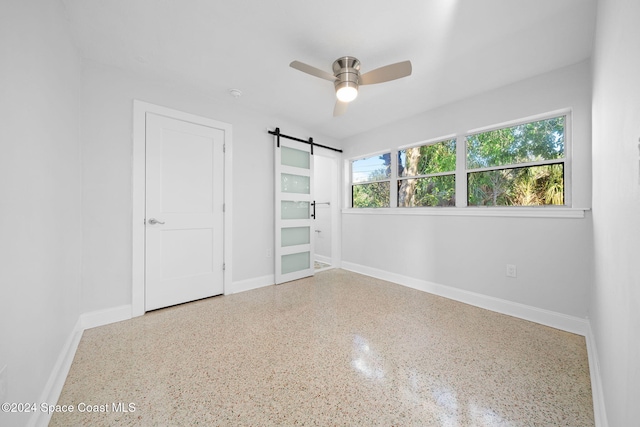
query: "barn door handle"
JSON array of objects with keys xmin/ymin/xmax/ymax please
[
  {"xmin": 311, "ymin": 201, "xmax": 316, "ymax": 219},
  {"xmin": 147, "ymin": 218, "xmax": 165, "ymax": 225}
]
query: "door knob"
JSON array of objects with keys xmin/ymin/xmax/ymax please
[{"xmin": 147, "ymin": 218, "xmax": 165, "ymax": 225}]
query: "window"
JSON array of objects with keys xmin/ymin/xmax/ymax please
[
  {"xmin": 351, "ymin": 153, "xmax": 391, "ymax": 208},
  {"xmin": 397, "ymin": 139, "xmax": 456, "ymax": 207},
  {"xmin": 347, "ymin": 112, "xmax": 569, "ymax": 211},
  {"xmin": 466, "ymin": 115, "xmax": 566, "ymax": 206}
]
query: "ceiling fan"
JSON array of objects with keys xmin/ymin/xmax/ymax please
[{"xmin": 290, "ymin": 56, "xmax": 412, "ymax": 116}]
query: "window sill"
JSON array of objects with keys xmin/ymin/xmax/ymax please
[{"xmin": 342, "ymin": 207, "xmax": 589, "ymax": 219}]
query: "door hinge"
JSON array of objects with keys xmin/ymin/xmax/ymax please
[
  {"xmin": 222, "ymin": 203, "xmax": 225, "ymax": 212},
  {"xmin": 223, "ymin": 263, "xmax": 226, "ymax": 271},
  {"xmin": 223, "ymin": 144, "xmax": 226, "ymax": 153}
]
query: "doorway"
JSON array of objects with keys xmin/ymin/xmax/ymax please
[{"xmin": 313, "ymin": 153, "xmax": 338, "ymax": 271}]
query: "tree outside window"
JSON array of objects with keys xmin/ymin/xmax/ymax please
[
  {"xmin": 348, "ymin": 113, "xmax": 568, "ymax": 209},
  {"xmin": 467, "ymin": 116, "xmax": 565, "ymax": 206},
  {"xmin": 397, "ymin": 139, "xmax": 456, "ymax": 207},
  {"xmin": 351, "ymin": 153, "xmax": 391, "ymax": 208}
]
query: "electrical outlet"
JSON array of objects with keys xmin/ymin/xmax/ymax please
[
  {"xmin": 0, "ymin": 365, "xmax": 7, "ymax": 402},
  {"xmin": 266, "ymin": 248, "xmax": 272, "ymax": 258},
  {"xmin": 506, "ymin": 264, "xmax": 517, "ymax": 278}
]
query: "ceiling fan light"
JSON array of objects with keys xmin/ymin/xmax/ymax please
[{"xmin": 336, "ymin": 83, "xmax": 358, "ymax": 103}]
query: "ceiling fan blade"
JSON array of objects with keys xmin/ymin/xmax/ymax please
[
  {"xmin": 333, "ymin": 100, "xmax": 348, "ymax": 117},
  {"xmin": 360, "ymin": 60, "xmax": 412, "ymax": 85},
  {"xmin": 290, "ymin": 60, "xmax": 337, "ymax": 82}
]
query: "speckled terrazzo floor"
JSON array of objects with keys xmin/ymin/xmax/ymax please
[{"xmin": 51, "ymin": 269, "xmax": 594, "ymax": 426}]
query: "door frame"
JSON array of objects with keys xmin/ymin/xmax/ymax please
[{"xmin": 132, "ymin": 100, "xmax": 233, "ymax": 317}]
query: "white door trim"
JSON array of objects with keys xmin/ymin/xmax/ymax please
[{"xmin": 132, "ymin": 100, "xmax": 233, "ymax": 317}]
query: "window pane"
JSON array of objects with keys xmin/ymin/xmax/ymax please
[
  {"xmin": 398, "ymin": 175, "xmax": 455, "ymax": 207},
  {"xmin": 352, "ymin": 182, "xmax": 390, "ymax": 208},
  {"xmin": 468, "ymin": 164, "xmax": 564, "ymax": 206},
  {"xmin": 281, "ymin": 201, "xmax": 310, "ymax": 219},
  {"xmin": 281, "ymin": 173, "xmax": 310, "ymax": 194},
  {"xmin": 352, "ymin": 153, "xmax": 391, "ymax": 183},
  {"xmin": 281, "ymin": 146, "xmax": 310, "ymax": 169},
  {"xmin": 281, "ymin": 227, "xmax": 310, "ymax": 247},
  {"xmin": 467, "ymin": 116, "xmax": 565, "ymax": 169},
  {"xmin": 398, "ymin": 139, "xmax": 456, "ymax": 177},
  {"xmin": 281, "ymin": 252, "xmax": 310, "ymax": 275}
]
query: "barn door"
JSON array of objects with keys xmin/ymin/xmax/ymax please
[{"xmin": 274, "ymin": 137, "xmax": 314, "ymax": 284}]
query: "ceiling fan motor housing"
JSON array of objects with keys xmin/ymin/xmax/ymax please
[
  {"xmin": 333, "ymin": 56, "xmax": 360, "ymax": 97},
  {"xmin": 289, "ymin": 55, "xmax": 411, "ymax": 114}
]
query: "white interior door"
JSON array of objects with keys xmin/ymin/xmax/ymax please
[
  {"xmin": 275, "ymin": 138, "xmax": 314, "ymax": 284},
  {"xmin": 145, "ymin": 113, "xmax": 225, "ymax": 311}
]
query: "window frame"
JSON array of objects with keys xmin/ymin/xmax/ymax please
[
  {"xmin": 349, "ymin": 150, "xmax": 394, "ymax": 208},
  {"xmin": 397, "ymin": 137, "xmax": 457, "ymax": 208},
  {"xmin": 463, "ymin": 110, "xmax": 572, "ymax": 207},
  {"xmin": 345, "ymin": 109, "xmax": 576, "ymax": 215}
]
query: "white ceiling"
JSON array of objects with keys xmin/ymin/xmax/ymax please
[{"xmin": 61, "ymin": 0, "xmax": 597, "ymax": 140}]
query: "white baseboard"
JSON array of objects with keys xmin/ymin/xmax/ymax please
[
  {"xmin": 29, "ymin": 318, "xmax": 84, "ymax": 427},
  {"xmin": 585, "ymin": 323, "xmax": 609, "ymax": 427},
  {"xmin": 80, "ymin": 305, "xmax": 133, "ymax": 330},
  {"xmin": 230, "ymin": 275, "xmax": 274, "ymax": 294},
  {"xmin": 341, "ymin": 261, "xmax": 589, "ymax": 336},
  {"xmin": 314, "ymin": 254, "xmax": 332, "ymax": 265},
  {"xmin": 28, "ymin": 305, "xmax": 132, "ymax": 427}
]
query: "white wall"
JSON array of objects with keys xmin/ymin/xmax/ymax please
[
  {"xmin": 341, "ymin": 61, "xmax": 593, "ymax": 318},
  {"xmin": 0, "ymin": 1, "xmax": 82, "ymax": 426},
  {"xmin": 80, "ymin": 60, "xmax": 342, "ymax": 312},
  {"xmin": 591, "ymin": 0, "xmax": 640, "ymax": 424}
]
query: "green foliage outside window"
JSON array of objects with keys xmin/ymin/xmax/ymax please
[
  {"xmin": 467, "ymin": 116, "xmax": 565, "ymax": 206},
  {"xmin": 468, "ymin": 164, "xmax": 564, "ymax": 206},
  {"xmin": 467, "ymin": 117, "xmax": 564, "ymax": 168},
  {"xmin": 353, "ymin": 182, "xmax": 390, "ymax": 208},
  {"xmin": 352, "ymin": 153, "xmax": 391, "ymax": 207},
  {"xmin": 397, "ymin": 176, "xmax": 455, "ymax": 207},
  {"xmin": 398, "ymin": 139, "xmax": 456, "ymax": 207},
  {"xmin": 350, "ymin": 114, "xmax": 567, "ymax": 209}
]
